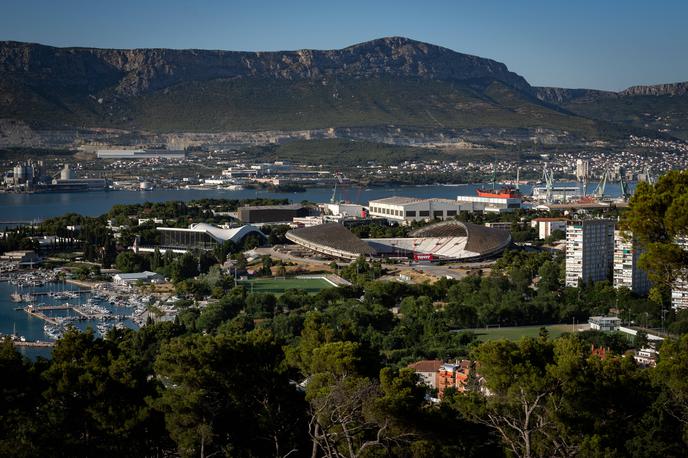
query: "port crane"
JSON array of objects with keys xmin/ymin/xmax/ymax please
[
  {"xmin": 591, "ymin": 169, "xmax": 608, "ymax": 199},
  {"xmin": 541, "ymin": 165, "xmax": 554, "ymax": 204}
]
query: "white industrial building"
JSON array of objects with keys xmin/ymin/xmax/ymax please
[
  {"xmin": 321, "ymin": 202, "xmax": 366, "ymax": 218},
  {"xmin": 613, "ymin": 230, "xmax": 650, "ymax": 295},
  {"xmin": 532, "ymin": 185, "xmax": 584, "ymax": 203},
  {"xmin": 484, "ymin": 222, "xmax": 513, "ymax": 231},
  {"xmin": 368, "ymin": 195, "xmax": 522, "ymax": 224},
  {"xmin": 531, "ymin": 217, "xmax": 568, "ymax": 240},
  {"xmin": 96, "ymin": 149, "xmax": 186, "ymax": 160},
  {"xmin": 50, "ymin": 165, "xmax": 108, "ymax": 191},
  {"xmin": 455, "ymin": 195, "xmax": 523, "ymax": 213},
  {"xmin": 565, "ymin": 219, "xmax": 615, "ymax": 287},
  {"xmin": 368, "ymin": 197, "xmax": 462, "ymax": 223}
]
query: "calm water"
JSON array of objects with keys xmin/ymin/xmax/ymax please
[
  {"xmin": 0, "ymin": 182, "xmax": 630, "ymax": 222},
  {"xmin": 0, "ymin": 281, "xmax": 138, "ymax": 359}
]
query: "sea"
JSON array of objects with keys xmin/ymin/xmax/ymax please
[{"xmin": 0, "ymin": 181, "xmax": 630, "ymax": 223}]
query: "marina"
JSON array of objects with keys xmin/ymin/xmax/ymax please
[{"xmin": 0, "ymin": 269, "xmax": 154, "ymax": 357}]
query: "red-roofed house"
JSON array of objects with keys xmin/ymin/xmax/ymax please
[{"xmin": 407, "ymin": 360, "xmax": 443, "ymax": 389}]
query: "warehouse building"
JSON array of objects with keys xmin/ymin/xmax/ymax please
[
  {"xmin": 238, "ymin": 204, "xmax": 316, "ymax": 224},
  {"xmin": 454, "ymin": 195, "xmax": 523, "ymax": 213},
  {"xmin": 368, "ymin": 195, "xmax": 522, "ymax": 224},
  {"xmin": 96, "ymin": 149, "xmax": 186, "ymax": 160},
  {"xmin": 367, "ymin": 197, "xmax": 463, "ymax": 223}
]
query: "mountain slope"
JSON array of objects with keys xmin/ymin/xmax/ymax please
[
  {"xmin": 0, "ymin": 37, "xmax": 620, "ymax": 141},
  {"xmin": 0, "ymin": 37, "xmax": 531, "ymax": 95},
  {"xmin": 536, "ymin": 82, "xmax": 688, "ymax": 139},
  {"xmin": 0, "ymin": 37, "xmax": 680, "ymax": 148}
]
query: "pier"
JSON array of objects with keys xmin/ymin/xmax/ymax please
[
  {"xmin": 29, "ymin": 289, "xmax": 91, "ymax": 298},
  {"xmin": 22, "ymin": 304, "xmax": 112, "ymax": 323},
  {"xmin": 12, "ymin": 340, "xmax": 55, "ymax": 348},
  {"xmin": 23, "ymin": 306, "xmax": 63, "ymax": 325}
]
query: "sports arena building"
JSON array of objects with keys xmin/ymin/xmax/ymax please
[
  {"xmin": 286, "ymin": 221, "xmax": 511, "ymax": 262},
  {"xmin": 137, "ymin": 223, "xmax": 266, "ymax": 253}
]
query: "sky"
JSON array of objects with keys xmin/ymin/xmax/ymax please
[{"xmin": 1, "ymin": 0, "xmax": 686, "ymax": 91}]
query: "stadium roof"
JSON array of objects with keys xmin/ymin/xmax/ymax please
[
  {"xmin": 286, "ymin": 224, "xmax": 376, "ymax": 260},
  {"xmin": 411, "ymin": 221, "xmax": 511, "ymax": 256},
  {"xmin": 287, "ymin": 220, "xmax": 510, "ymax": 262}
]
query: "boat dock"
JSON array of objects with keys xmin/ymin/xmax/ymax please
[
  {"xmin": 22, "ymin": 304, "xmax": 113, "ymax": 323},
  {"xmin": 29, "ymin": 289, "xmax": 91, "ymax": 297},
  {"xmin": 12, "ymin": 340, "xmax": 55, "ymax": 348},
  {"xmin": 23, "ymin": 305, "xmax": 65, "ymax": 325}
]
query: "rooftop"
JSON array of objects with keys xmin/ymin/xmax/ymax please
[
  {"xmin": 239, "ymin": 203, "xmax": 306, "ymax": 211},
  {"xmin": 408, "ymin": 360, "xmax": 444, "ymax": 373},
  {"xmin": 411, "ymin": 221, "xmax": 511, "ymax": 255},
  {"xmin": 287, "ymin": 223, "xmax": 376, "ymax": 257},
  {"xmin": 157, "ymin": 223, "xmax": 265, "ymax": 243},
  {"xmin": 114, "ymin": 271, "xmax": 162, "ymax": 280},
  {"xmin": 369, "ymin": 196, "xmax": 425, "ymax": 205},
  {"xmin": 369, "ymin": 196, "xmax": 457, "ymax": 206}
]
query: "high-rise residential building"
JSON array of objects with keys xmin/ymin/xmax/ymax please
[
  {"xmin": 565, "ymin": 219, "xmax": 615, "ymax": 287},
  {"xmin": 672, "ymin": 237, "xmax": 688, "ymax": 309},
  {"xmin": 575, "ymin": 159, "xmax": 589, "ymax": 181},
  {"xmin": 613, "ymin": 230, "xmax": 650, "ymax": 295}
]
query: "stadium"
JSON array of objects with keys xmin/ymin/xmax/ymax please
[{"xmin": 285, "ymin": 221, "xmax": 512, "ymax": 262}]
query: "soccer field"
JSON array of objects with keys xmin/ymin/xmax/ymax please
[
  {"xmin": 238, "ymin": 277, "xmax": 334, "ymax": 294},
  {"xmin": 464, "ymin": 324, "xmax": 578, "ymax": 342}
]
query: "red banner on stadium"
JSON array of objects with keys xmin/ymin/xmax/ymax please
[{"xmin": 413, "ymin": 253, "xmax": 434, "ymax": 261}]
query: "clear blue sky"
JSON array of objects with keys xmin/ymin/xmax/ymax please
[{"xmin": 2, "ymin": 0, "xmax": 686, "ymax": 91}]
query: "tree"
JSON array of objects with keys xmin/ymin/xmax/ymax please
[
  {"xmin": 0, "ymin": 339, "xmax": 42, "ymax": 457},
  {"xmin": 38, "ymin": 329, "xmax": 170, "ymax": 456},
  {"xmin": 622, "ymin": 171, "xmax": 688, "ymax": 288},
  {"xmin": 171, "ymin": 252, "xmax": 199, "ymax": 282},
  {"xmin": 654, "ymin": 335, "xmax": 688, "ymax": 441},
  {"xmin": 459, "ymin": 338, "xmax": 563, "ymax": 458},
  {"xmin": 154, "ymin": 330, "xmax": 307, "ymax": 457},
  {"xmin": 115, "ymin": 251, "xmax": 149, "ymax": 273},
  {"xmin": 261, "ymin": 255, "xmax": 274, "ymax": 276}
]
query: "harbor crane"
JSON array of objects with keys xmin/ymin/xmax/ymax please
[
  {"xmin": 591, "ymin": 169, "xmax": 608, "ymax": 199},
  {"xmin": 541, "ymin": 165, "xmax": 554, "ymax": 204}
]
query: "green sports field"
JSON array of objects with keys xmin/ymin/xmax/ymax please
[
  {"xmin": 464, "ymin": 324, "xmax": 578, "ymax": 342},
  {"xmin": 238, "ymin": 277, "xmax": 334, "ymax": 294}
]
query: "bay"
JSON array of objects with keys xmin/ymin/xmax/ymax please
[{"xmin": 0, "ymin": 182, "xmax": 629, "ymax": 222}]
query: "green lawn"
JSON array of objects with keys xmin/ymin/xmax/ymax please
[
  {"xmin": 464, "ymin": 324, "xmax": 578, "ymax": 342},
  {"xmin": 238, "ymin": 277, "xmax": 333, "ymax": 295}
]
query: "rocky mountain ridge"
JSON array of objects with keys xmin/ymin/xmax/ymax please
[
  {"xmin": 535, "ymin": 81, "xmax": 688, "ymax": 104},
  {"xmin": 0, "ymin": 37, "xmax": 686, "ymax": 148},
  {"xmin": 0, "ymin": 36, "xmax": 531, "ymax": 96}
]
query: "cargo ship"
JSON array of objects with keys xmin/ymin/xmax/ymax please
[{"xmin": 476, "ymin": 186, "xmax": 521, "ymax": 199}]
